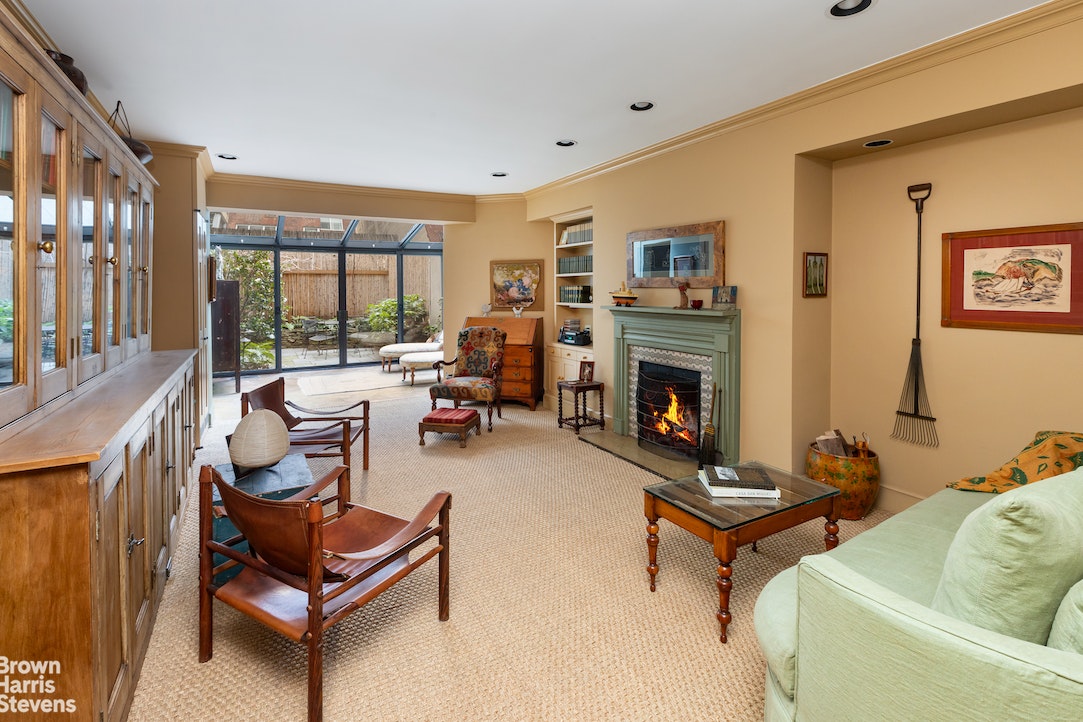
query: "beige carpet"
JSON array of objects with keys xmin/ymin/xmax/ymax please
[{"xmin": 129, "ymin": 382, "xmax": 888, "ymax": 721}]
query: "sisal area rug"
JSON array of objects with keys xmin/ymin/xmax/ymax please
[
  {"xmin": 296, "ymin": 364, "xmax": 434, "ymax": 396},
  {"xmin": 129, "ymin": 385, "xmax": 888, "ymax": 721}
]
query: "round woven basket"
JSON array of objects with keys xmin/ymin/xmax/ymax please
[{"xmin": 229, "ymin": 409, "xmax": 290, "ymax": 470}]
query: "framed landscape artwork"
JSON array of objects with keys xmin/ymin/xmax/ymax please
[
  {"xmin": 941, "ymin": 222, "xmax": 1083, "ymax": 334},
  {"xmin": 490, "ymin": 259, "xmax": 544, "ymax": 310}
]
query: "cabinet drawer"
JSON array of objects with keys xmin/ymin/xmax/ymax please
[
  {"xmin": 502, "ymin": 381, "xmax": 534, "ymax": 398},
  {"xmin": 503, "ymin": 366, "xmax": 534, "ymax": 382},
  {"xmin": 503, "ymin": 347, "xmax": 534, "ymax": 365}
]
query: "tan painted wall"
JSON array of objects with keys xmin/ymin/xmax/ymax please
[
  {"xmin": 832, "ymin": 107, "xmax": 1083, "ymax": 509},
  {"xmin": 443, "ymin": 197, "xmax": 553, "ymax": 343},
  {"xmin": 519, "ymin": 6, "xmax": 1083, "ymax": 509}
]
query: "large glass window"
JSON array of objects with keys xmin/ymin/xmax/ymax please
[
  {"xmin": 210, "ymin": 212, "xmax": 443, "ymax": 374},
  {"xmin": 217, "ymin": 248, "xmax": 277, "ymax": 372}
]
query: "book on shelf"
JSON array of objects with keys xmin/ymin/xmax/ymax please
[{"xmin": 697, "ymin": 465, "xmax": 781, "ymax": 498}]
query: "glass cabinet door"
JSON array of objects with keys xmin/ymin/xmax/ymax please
[
  {"xmin": 104, "ymin": 166, "xmax": 121, "ymax": 366},
  {"xmin": 0, "ymin": 72, "xmax": 28, "ymax": 427},
  {"xmin": 39, "ymin": 115, "xmax": 61, "ymax": 374},
  {"xmin": 78, "ymin": 137, "xmax": 104, "ymax": 383},
  {"xmin": 125, "ymin": 180, "xmax": 138, "ymax": 349},
  {"xmin": 0, "ymin": 82, "xmax": 17, "ymax": 391},
  {"xmin": 37, "ymin": 101, "xmax": 69, "ymax": 405}
]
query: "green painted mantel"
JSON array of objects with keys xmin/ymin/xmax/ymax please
[{"xmin": 606, "ymin": 305, "xmax": 741, "ymax": 464}]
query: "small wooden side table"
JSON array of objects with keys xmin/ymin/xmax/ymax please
[
  {"xmin": 557, "ymin": 380, "xmax": 605, "ymax": 434},
  {"xmin": 419, "ymin": 407, "xmax": 481, "ymax": 447}
]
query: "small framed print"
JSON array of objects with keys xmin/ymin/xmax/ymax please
[
  {"xmin": 579, "ymin": 360, "xmax": 595, "ymax": 382},
  {"xmin": 803, "ymin": 252, "xmax": 828, "ymax": 298},
  {"xmin": 711, "ymin": 284, "xmax": 737, "ymax": 309}
]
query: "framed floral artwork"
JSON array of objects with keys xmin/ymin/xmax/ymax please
[
  {"xmin": 490, "ymin": 259, "xmax": 544, "ymax": 310},
  {"xmin": 942, "ymin": 222, "xmax": 1083, "ymax": 334}
]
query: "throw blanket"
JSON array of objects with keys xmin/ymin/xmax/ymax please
[{"xmin": 949, "ymin": 430, "xmax": 1083, "ymax": 493}]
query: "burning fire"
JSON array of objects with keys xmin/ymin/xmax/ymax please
[{"xmin": 651, "ymin": 386, "xmax": 697, "ymax": 445}]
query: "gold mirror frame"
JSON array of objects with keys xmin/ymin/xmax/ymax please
[{"xmin": 626, "ymin": 220, "xmax": 725, "ymax": 288}]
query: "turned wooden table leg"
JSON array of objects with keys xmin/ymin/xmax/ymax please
[
  {"xmin": 824, "ymin": 517, "xmax": 840, "ymax": 550},
  {"xmin": 646, "ymin": 519, "xmax": 659, "ymax": 591},
  {"xmin": 716, "ymin": 559, "xmax": 733, "ymax": 643}
]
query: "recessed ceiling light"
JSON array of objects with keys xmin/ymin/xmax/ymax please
[
  {"xmin": 491, "ymin": 171, "xmax": 507, "ymax": 177},
  {"xmin": 830, "ymin": 0, "xmax": 872, "ymax": 17},
  {"xmin": 629, "ymin": 101, "xmax": 654, "ymax": 111},
  {"xmin": 217, "ymin": 153, "xmax": 238, "ymax": 160},
  {"xmin": 555, "ymin": 140, "xmax": 577, "ymax": 147},
  {"xmin": 863, "ymin": 138, "xmax": 893, "ymax": 148}
]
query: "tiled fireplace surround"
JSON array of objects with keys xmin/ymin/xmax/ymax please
[{"xmin": 608, "ymin": 306, "xmax": 741, "ymax": 464}]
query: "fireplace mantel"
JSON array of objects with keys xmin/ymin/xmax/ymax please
[{"xmin": 605, "ymin": 305, "xmax": 740, "ymax": 463}]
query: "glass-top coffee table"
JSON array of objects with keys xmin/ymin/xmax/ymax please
[{"xmin": 643, "ymin": 460, "xmax": 841, "ymax": 643}]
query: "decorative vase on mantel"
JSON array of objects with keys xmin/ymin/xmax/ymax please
[
  {"xmin": 805, "ymin": 442, "xmax": 880, "ymax": 520},
  {"xmin": 45, "ymin": 50, "xmax": 88, "ymax": 95}
]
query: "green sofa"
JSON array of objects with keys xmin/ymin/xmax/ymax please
[{"xmin": 754, "ymin": 471, "xmax": 1083, "ymax": 721}]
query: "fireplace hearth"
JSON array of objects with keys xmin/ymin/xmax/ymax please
[{"xmin": 636, "ymin": 362, "xmax": 700, "ymax": 461}]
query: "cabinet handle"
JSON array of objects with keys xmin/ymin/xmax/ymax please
[
  {"xmin": 106, "ymin": 256, "xmax": 118, "ymax": 266},
  {"xmin": 184, "ymin": 424, "xmax": 193, "ymax": 430},
  {"xmin": 38, "ymin": 240, "xmax": 55, "ymax": 254},
  {"xmin": 166, "ymin": 461, "xmax": 175, "ymax": 471},
  {"xmin": 127, "ymin": 534, "xmax": 145, "ymax": 558}
]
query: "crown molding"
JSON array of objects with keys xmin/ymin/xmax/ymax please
[
  {"xmin": 475, "ymin": 193, "xmax": 526, "ymax": 204},
  {"xmin": 524, "ymin": 0, "xmax": 1083, "ymax": 200},
  {"xmin": 208, "ymin": 172, "xmax": 475, "ymax": 204}
]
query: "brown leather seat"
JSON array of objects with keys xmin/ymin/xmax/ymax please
[
  {"xmin": 241, "ymin": 376, "xmax": 370, "ymax": 470},
  {"xmin": 198, "ymin": 464, "xmax": 450, "ymax": 722}
]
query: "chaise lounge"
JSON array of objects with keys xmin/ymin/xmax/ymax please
[{"xmin": 378, "ymin": 332, "xmax": 444, "ymax": 373}]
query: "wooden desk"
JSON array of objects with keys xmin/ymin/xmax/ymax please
[{"xmin": 463, "ymin": 316, "xmax": 544, "ymax": 410}]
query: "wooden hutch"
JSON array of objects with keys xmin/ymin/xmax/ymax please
[{"xmin": 0, "ymin": 6, "xmax": 199, "ymax": 722}]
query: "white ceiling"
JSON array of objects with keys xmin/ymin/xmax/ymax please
[{"xmin": 22, "ymin": 0, "xmax": 1052, "ymax": 197}]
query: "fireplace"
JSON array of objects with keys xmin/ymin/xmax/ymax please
[
  {"xmin": 636, "ymin": 362, "xmax": 700, "ymax": 460},
  {"xmin": 607, "ymin": 305, "xmax": 740, "ymax": 464}
]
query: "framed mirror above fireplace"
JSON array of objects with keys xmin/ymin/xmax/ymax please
[{"xmin": 626, "ymin": 219, "xmax": 725, "ymax": 289}]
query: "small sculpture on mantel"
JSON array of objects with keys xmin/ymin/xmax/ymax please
[
  {"xmin": 481, "ymin": 303, "xmax": 492, "ymax": 317},
  {"xmin": 674, "ymin": 283, "xmax": 689, "ymax": 310},
  {"xmin": 513, "ymin": 305, "xmax": 523, "ymax": 318}
]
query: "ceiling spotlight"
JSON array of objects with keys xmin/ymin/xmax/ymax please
[
  {"xmin": 555, "ymin": 140, "xmax": 577, "ymax": 147},
  {"xmin": 629, "ymin": 101, "xmax": 654, "ymax": 111},
  {"xmin": 217, "ymin": 153, "xmax": 238, "ymax": 160},
  {"xmin": 863, "ymin": 138, "xmax": 893, "ymax": 148},
  {"xmin": 830, "ymin": 0, "xmax": 872, "ymax": 17},
  {"xmin": 491, "ymin": 171, "xmax": 507, "ymax": 177}
]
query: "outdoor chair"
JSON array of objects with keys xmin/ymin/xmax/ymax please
[
  {"xmin": 241, "ymin": 377, "xmax": 370, "ymax": 470},
  {"xmin": 198, "ymin": 464, "xmax": 451, "ymax": 722},
  {"xmin": 429, "ymin": 326, "xmax": 506, "ymax": 431},
  {"xmin": 301, "ymin": 318, "xmax": 334, "ymax": 357}
]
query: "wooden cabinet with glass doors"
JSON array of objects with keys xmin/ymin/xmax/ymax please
[{"xmin": 0, "ymin": 7, "xmax": 190, "ymax": 722}]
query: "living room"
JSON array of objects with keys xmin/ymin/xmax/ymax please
[{"xmin": 2, "ymin": 1, "xmax": 1083, "ymax": 720}]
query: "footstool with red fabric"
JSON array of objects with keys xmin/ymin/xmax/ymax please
[{"xmin": 419, "ymin": 408, "xmax": 481, "ymax": 448}]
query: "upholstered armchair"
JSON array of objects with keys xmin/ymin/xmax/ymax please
[{"xmin": 429, "ymin": 326, "xmax": 507, "ymax": 431}]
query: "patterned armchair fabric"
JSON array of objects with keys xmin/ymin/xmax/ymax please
[{"xmin": 430, "ymin": 326, "xmax": 507, "ymax": 431}]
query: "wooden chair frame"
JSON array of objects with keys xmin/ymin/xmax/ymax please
[
  {"xmin": 241, "ymin": 377, "xmax": 370, "ymax": 470},
  {"xmin": 198, "ymin": 464, "xmax": 450, "ymax": 721}
]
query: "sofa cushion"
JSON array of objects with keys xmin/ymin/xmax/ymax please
[
  {"xmin": 931, "ymin": 466, "xmax": 1083, "ymax": 644},
  {"xmin": 1048, "ymin": 579, "xmax": 1083, "ymax": 654},
  {"xmin": 826, "ymin": 487, "xmax": 990, "ymax": 605}
]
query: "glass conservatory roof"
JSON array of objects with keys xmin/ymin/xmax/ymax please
[{"xmin": 209, "ymin": 211, "xmax": 443, "ymax": 251}]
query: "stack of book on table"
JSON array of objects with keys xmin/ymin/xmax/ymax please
[{"xmin": 698, "ymin": 465, "xmax": 781, "ymax": 499}]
